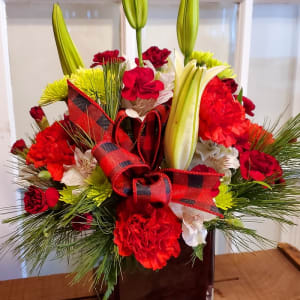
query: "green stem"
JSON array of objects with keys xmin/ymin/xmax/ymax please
[
  {"xmin": 136, "ymin": 28, "xmax": 143, "ymax": 67},
  {"xmin": 184, "ymin": 55, "xmax": 190, "ymax": 66}
]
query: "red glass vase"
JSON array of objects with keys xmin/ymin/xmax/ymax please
[{"xmin": 110, "ymin": 231, "xmax": 215, "ymax": 300}]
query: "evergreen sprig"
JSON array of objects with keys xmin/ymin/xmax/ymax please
[{"xmin": 102, "ymin": 61, "xmax": 126, "ymax": 121}]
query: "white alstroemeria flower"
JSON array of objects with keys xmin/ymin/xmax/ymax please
[
  {"xmin": 123, "ymin": 60, "xmax": 175, "ymax": 121},
  {"xmin": 169, "ymin": 202, "xmax": 215, "ymax": 247},
  {"xmin": 61, "ymin": 148, "xmax": 97, "ymax": 186},
  {"xmin": 190, "ymin": 139, "xmax": 240, "ymax": 184}
]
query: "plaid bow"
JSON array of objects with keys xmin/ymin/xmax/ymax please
[{"xmin": 68, "ymin": 81, "xmax": 223, "ymax": 217}]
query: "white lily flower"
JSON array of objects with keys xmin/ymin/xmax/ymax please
[
  {"xmin": 169, "ymin": 202, "xmax": 215, "ymax": 247},
  {"xmin": 190, "ymin": 139, "xmax": 239, "ymax": 184},
  {"xmin": 61, "ymin": 148, "xmax": 97, "ymax": 186}
]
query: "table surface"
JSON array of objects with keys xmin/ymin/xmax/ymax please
[
  {"xmin": 0, "ymin": 248, "xmax": 299, "ymax": 300},
  {"xmin": 214, "ymin": 249, "xmax": 300, "ymax": 300}
]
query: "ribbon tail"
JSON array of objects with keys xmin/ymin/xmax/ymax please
[
  {"xmin": 164, "ymin": 169, "xmax": 224, "ymax": 218},
  {"xmin": 67, "ymin": 80, "xmax": 114, "ymax": 142}
]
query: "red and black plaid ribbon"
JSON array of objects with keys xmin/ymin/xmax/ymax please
[{"xmin": 68, "ymin": 81, "xmax": 223, "ymax": 217}]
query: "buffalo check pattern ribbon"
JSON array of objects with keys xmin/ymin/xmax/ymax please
[{"xmin": 68, "ymin": 81, "xmax": 223, "ymax": 218}]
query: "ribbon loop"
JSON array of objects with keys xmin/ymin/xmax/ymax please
[
  {"xmin": 93, "ymin": 141, "xmax": 149, "ymax": 198},
  {"xmin": 133, "ymin": 172, "xmax": 172, "ymax": 205},
  {"xmin": 67, "ymin": 82, "xmax": 223, "ymax": 218}
]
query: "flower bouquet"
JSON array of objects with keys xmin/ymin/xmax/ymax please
[{"xmin": 2, "ymin": 1, "xmax": 300, "ymax": 299}]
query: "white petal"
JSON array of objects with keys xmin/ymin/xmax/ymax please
[
  {"xmin": 125, "ymin": 108, "xmax": 145, "ymax": 121},
  {"xmin": 169, "ymin": 202, "xmax": 184, "ymax": 219},
  {"xmin": 61, "ymin": 168, "xmax": 85, "ymax": 186}
]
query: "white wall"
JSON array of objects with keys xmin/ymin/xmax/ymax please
[
  {"xmin": 1, "ymin": 1, "xmax": 120, "ymax": 279},
  {"xmin": 247, "ymin": 4, "xmax": 300, "ymax": 248},
  {"xmin": 0, "ymin": 0, "xmax": 23, "ymax": 280}
]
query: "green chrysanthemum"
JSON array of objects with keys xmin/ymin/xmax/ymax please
[
  {"xmin": 70, "ymin": 68, "xmax": 105, "ymax": 105},
  {"xmin": 39, "ymin": 68, "xmax": 105, "ymax": 106},
  {"xmin": 39, "ymin": 76, "xmax": 69, "ymax": 106},
  {"xmin": 86, "ymin": 185, "xmax": 112, "ymax": 207},
  {"xmin": 85, "ymin": 166, "xmax": 112, "ymax": 206},
  {"xmin": 59, "ymin": 186, "xmax": 80, "ymax": 205},
  {"xmin": 190, "ymin": 51, "xmax": 235, "ymax": 79},
  {"xmin": 215, "ymin": 184, "xmax": 234, "ymax": 210}
]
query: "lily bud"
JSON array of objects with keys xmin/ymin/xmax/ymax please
[
  {"xmin": 164, "ymin": 59, "xmax": 226, "ymax": 170},
  {"xmin": 177, "ymin": 0, "xmax": 199, "ymax": 64},
  {"xmin": 52, "ymin": 3, "xmax": 84, "ymax": 75},
  {"xmin": 122, "ymin": 0, "xmax": 148, "ymax": 66},
  {"xmin": 122, "ymin": 0, "xmax": 148, "ymax": 30}
]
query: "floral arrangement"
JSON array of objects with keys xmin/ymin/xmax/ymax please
[{"xmin": 2, "ymin": 1, "xmax": 300, "ymax": 299}]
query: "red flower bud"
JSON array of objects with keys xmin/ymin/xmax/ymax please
[
  {"xmin": 45, "ymin": 187, "xmax": 60, "ymax": 208},
  {"xmin": 24, "ymin": 186, "xmax": 48, "ymax": 214},
  {"xmin": 222, "ymin": 78, "xmax": 238, "ymax": 94},
  {"xmin": 72, "ymin": 213, "xmax": 93, "ymax": 231},
  {"xmin": 242, "ymin": 96, "xmax": 256, "ymax": 117},
  {"xmin": 30, "ymin": 106, "xmax": 46, "ymax": 122},
  {"xmin": 135, "ymin": 46, "xmax": 171, "ymax": 69},
  {"xmin": 10, "ymin": 139, "xmax": 27, "ymax": 154}
]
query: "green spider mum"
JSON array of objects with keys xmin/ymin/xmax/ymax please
[
  {"xmin": 190, "ymin": 51, "xmax": 235, "ymax": 79},
  {"xmin": 39, "ymin": 68, "xmax": 105, "ymax": 106},
  {"xmin": 215, "ymin": 184, "xmax": 234, "ymax": 210},
  {"xmin": 71, "ymin": 68, "xmax": 105, "ymax": 105},
  {"xmin": 39, "ymin": 76, "xmax": 69, "ymax": 106}
]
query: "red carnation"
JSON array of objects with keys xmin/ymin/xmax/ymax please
[
  {"xmin": 45, "ymin": 187, "xmax": 60, "ymax": 208},
  {"xmin": 72, "ymin": 213, "xmax": 93, "ymax": 231},
  {"xmin": 240, "ymin": 150, "xmax": 283, "ymax": 183},
  {"xmin": 242, "ymin": 96, "xmax": 255, "ymax": 117},
  {"xmin": 90, "ymin": 50, "xmax": 125, "ymax": 67},
  {"xmin": 135, "ymin": 46, "xmax": 171, "ymax": 69},
  {"xmin": 235, "ymin": 123, "xmax": 274, "ymax": 152},
  {"xmin": 114, "ymin": 198, "xmax": 181, "ymax": 270},
  {"xmin": 30, "ymin": 106, "xmax": 46, "ymax": 122},
  {"xmin": 121, "ymin": 67, "xmax": 164, "ymax": 101},
  {"xmin": 11, "ymin": 139, "xmax": 27, "ymax": 155},
  {"xmin": 24, "ymin": 186, "xmax": 48, "ymax": 214},
  {"xmin": 199, "ymin": 77, "xmax": 249, "ymax": 147},
  {"xmin": 191, "ymin": 165, "xmax": 221, "ymax": 197},
  {"xmin": 26, "ymin": 121, "xmax": 75, "ymax": 181},
  {"xmin": 222, "ymin": 78, "xmax": 238, "ymax": 94}
]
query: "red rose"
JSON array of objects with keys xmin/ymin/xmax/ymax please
[
  {"xmin": 90, "ymin": 50, "xmax": 125, "ymax": 67},
  {"xmin": 26, "ymin": 121, "xmax": 75, "ymax": 181},
  {"xmin": 242, "ymin": 96, "xmax": 255, "ymax": 117},
  {"xmin": 45, "ymin": 187, "xmax": 60, "ymax": 208},
  {"xmin": 199, "ymin": 77, "xmax": 249, "ymax": 147},
  {"xmin": 72, "ymin": 213, "xmax": 93, "ymax": 231},
  {"xmin": 24, "ymin": 186, "xmax": 48, "ymax": 214},
  {"xmin": 11, "ymin": 139, "xmax": 27, "ymax": 154},
  {"xmin": 114, "ymin": 198, "xmax": 181, "ymax": 270},
  {"xmin": 240, "ymin": 150, "xmax": 283, "ymax": 183},
  {"xmin": 121, "ymin": 67, "xmax": 164, "ymax": 101},
  {"xmin": 135, "ymin": 46, "xmax": 171, "ymax": 69},
  {"xmin": 222, "ymin": 78, "xmax": 238, "ymax": 94},
  {"xmin": 191, "ymin": 165, "xmax": 221, "ymax": 197},
  {"xmin": 30, "ymin": 106, "xmax": 46, "ymax": 122}
]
